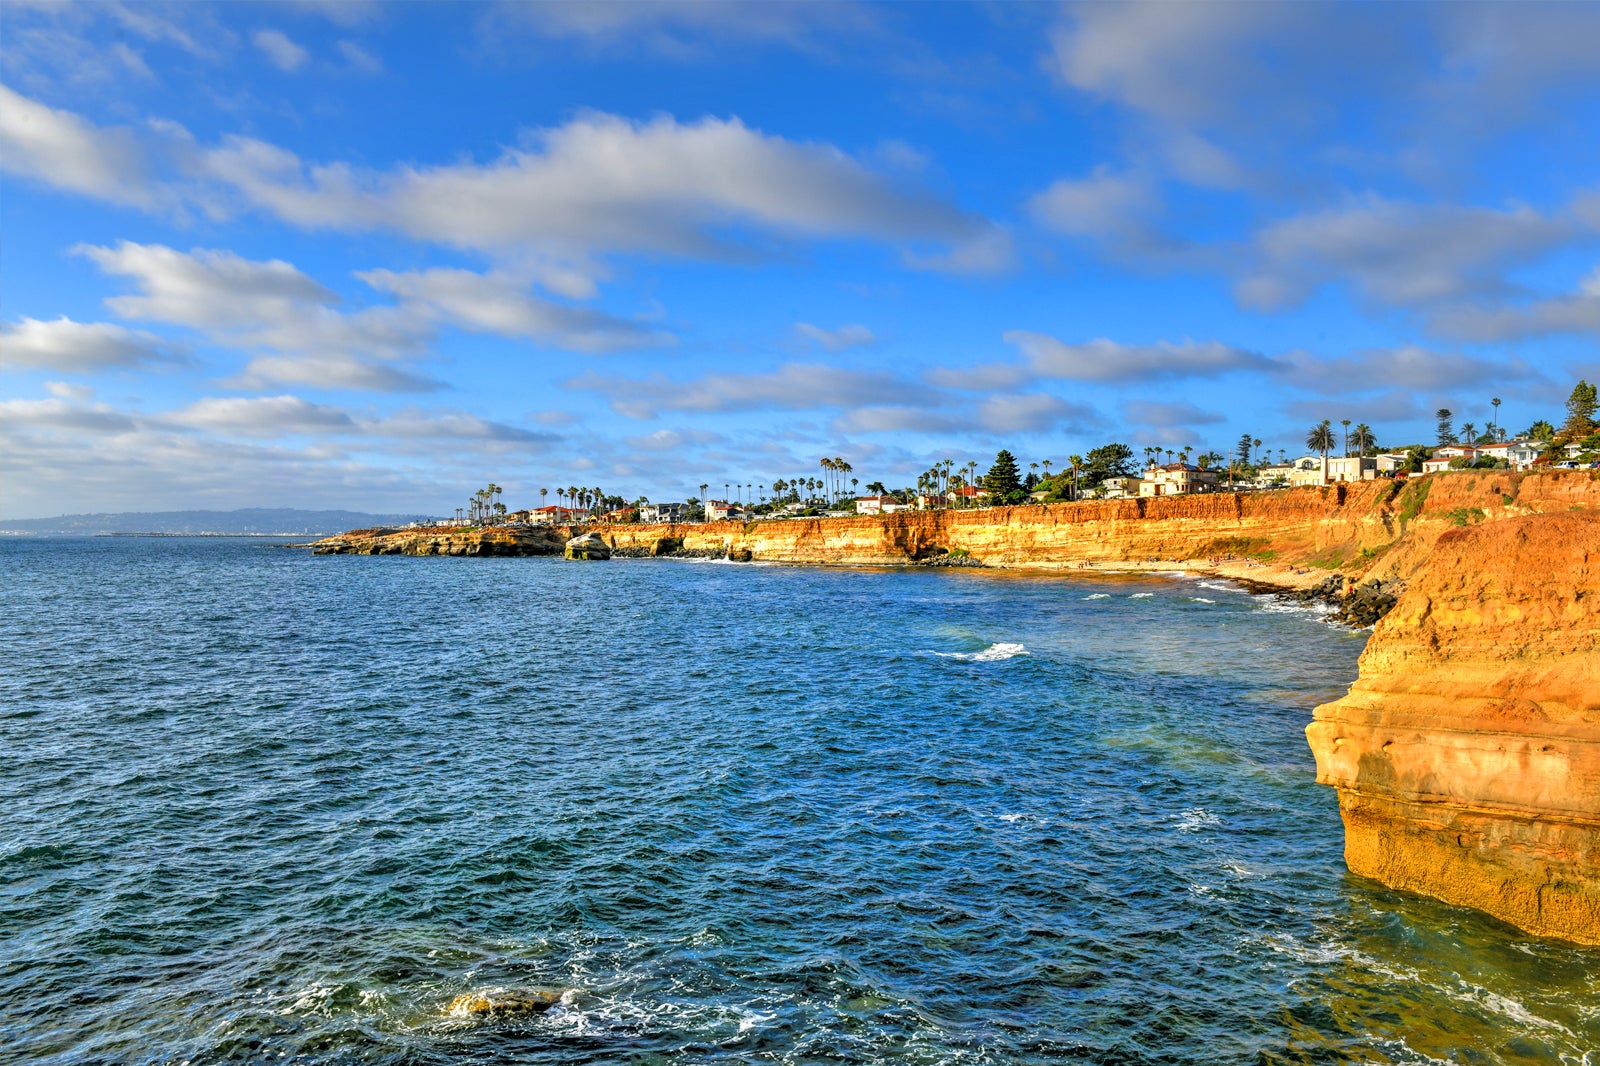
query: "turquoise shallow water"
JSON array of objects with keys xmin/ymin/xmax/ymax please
[{"xmin": 2, "ymin": 537, "xmax": 1597, "ymax": 1065}]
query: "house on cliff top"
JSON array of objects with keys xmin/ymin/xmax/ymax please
[
  {"xmin": 1138, "ymin": 463, "xmax": 1218, "ymax": 497},
  {"xmin": 856, "ymin": 495, "xmax": 907, "ymax": 515}
]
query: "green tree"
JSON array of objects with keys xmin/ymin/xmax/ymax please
[
  {"xmin": 984, "ymin": 449, "xmax": 1022, "ymax": 503},
  {"xmin": 1562, "ymin": 379, "xmax": 1598, "ymax": 438},
  {"xmin": 1525, "ymin": 419, "xmax": 1556, "ymax": 440},
  {"xmin": 1081, "ymin": 443, "xmax": 1135, "ymax": 487},
  {"xmin": 1306, "ymin": 420, "xmax": 1336, "ymax": 483},
  {"xmin": 1435, "ymin": 408, "xmax": 1456, "ymax": 447},
  {"xmin": 1352, "ymin": 423, "xmax": 1375, "ymax": 456}
]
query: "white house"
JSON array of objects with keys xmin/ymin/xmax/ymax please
[
  {"xmin": 639, "ymin": 502, "xmax": 687, "ymax": 524},
  {"xmin": 1476, "ymin": 441, "xmax": 1542, "ymax": 470},
  {"xmin": 1138, "ymin": 463, "xmax": 1218, "ymax": 497},
  {"xmin": 704, "ymin": 500, "xmax": 741, "ymax": 521},
  {"xmin": 1325, "ymin": 456, "xmax": 1378, "ymax": 482},
  {"xmin": 1097, "ymin": 475, "xmax": 1143, "ymax": 499},
  {"xmin": 1288, "ymin": 456, "xmax": 1327, "ymax": 487},
  {"xmin": 1375, "ymin": 452, "xmax": 1413, "ymax": 474},
  {"xmin": 1255, "ymin": 463, "xmax": 1295, "ymax": 487},
  {"xmin": 526, "ymin": 505, "xmax": 587, "ymax": 526},
  {"xmin": 855, "ymin": 495, "xmax": 907, "ymax": 515}
]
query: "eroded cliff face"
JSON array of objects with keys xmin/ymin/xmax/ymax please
[
  {"xmin": 311, "ymin": 525, "xmax": 566, "ymax": 556},
  {"xmin": 1306, "ymin": 510, "xmax": 1600, "ymax": 944}
]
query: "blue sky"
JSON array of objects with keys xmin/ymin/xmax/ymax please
[{"xmin": 2, "ymin": 1, "xmax": 1598, "ymax": 518}]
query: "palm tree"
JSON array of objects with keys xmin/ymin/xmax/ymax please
[
  {"xmin": 1341, "ymin": 419, "xmax": 1352, "ymax": 458},
  {"xmin": 1461, "ymin": 421, "xmax": 1477, "ymax": 447},
  {"xmin": 1353, "ymin": 423, "xmax": 1374, "ymax": 456},
  {"xmin": 699, "ymin": 483, "xmax": 709, "ymax": 520},
  {"xmin": 1491, "ymin": 397, "xmax": 1502, "ymax": 435},
  {"xmin": 1042, "ymin": 458, "xmax": 1053, "ymax": 481},
  {"xmin": 1068, "ymin": 453, "xmax": 1084, "ymax": 500},
  {"xmin": 1306, "ymin": 420, "xmax": 1336, "ymax": 483}
]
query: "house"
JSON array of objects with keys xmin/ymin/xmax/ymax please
[
  {"xmin": 1325, "ymin": 456, "xmax": 1378, "ymax": 483},
  {"xmin": 705, "ymin": 500, "xmax": 746, "ymax": 521},
  {"xmin": 1255, "ymin": 463, "xmax": 1295, "ymax": 487},
  {"xmin": 1374, "ymin": 452, "xmax": 1413, "ymax": 475},
  {"xmin": 526, "ymin": 505, "xmax": 587, "ymax": 526},
  {"xmin": 1138, "ymin": 463, "xmax": 1218, "ymax": 497},
  {"xmin": 915, "ymin": 493, "xmax": 948, "ymax": 510},
  {"xmin": 1476, "ymin": 441, "xmax": 1542, "ymax": 470},
  {"xmin": 503, "ymin": 510, "xmax": 533, "ymax": 524},
  {"xmin": 855, "ymin": 495, "xmax": 907, "ymax": 515},
  {"xmin": 951, "ymin": 485, "xmax": 990, "ymax": 504},
  {"xmin": 602, "ymin": 506, "xmax": 636, "ymax": 523},
  {"xmin": 639, "ymin": 502, "xmax": 687, "ymax": 524},
  {"xmin": 1097, "ymin": 476, "xmax": 1143, "ymax": 499},
  {"xmin": 1287, "ymin": 456, "xmax": 1328, "ymax": 487}
]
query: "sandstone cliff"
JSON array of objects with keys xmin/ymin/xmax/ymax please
[{"xmin": 1307, "ymin": 510, "xmax": 1600, "ymax": 944}]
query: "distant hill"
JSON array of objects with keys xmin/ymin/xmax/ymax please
[{"xmin": 0, "ymin": 508, "xmax": 435, "ymax": 535}]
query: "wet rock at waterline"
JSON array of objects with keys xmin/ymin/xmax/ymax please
[
  {"xmin": 564, "ymin": 532, "xmax": 611, "ymax": 560},
  {"xmin": 446, "ymin": 989, "xmax": 567, "ymax": 1016}
]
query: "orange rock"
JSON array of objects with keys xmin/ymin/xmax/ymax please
[{"xmin": 1307, "ymin": 510, "xmax": 1600, "ymax": 944}]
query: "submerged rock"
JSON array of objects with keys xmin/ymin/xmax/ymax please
[
  {"xmin": 564, "ymin": 532, "xmax": 611, "ymax": 560},
  {"xmin": 447, "ymin": 989, "xmax": 565, "ymax": 1016},
  {"xmin": 726, "ymin": 548, "xmax": 753, "ymax": 562}
]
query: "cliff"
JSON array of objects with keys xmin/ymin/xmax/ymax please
[{"xmin": 1307, "ymin": 510, "xmax": 1600, "ymax": 944}]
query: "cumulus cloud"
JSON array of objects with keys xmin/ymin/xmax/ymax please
[
  {"xmin": 77, "ymin": 241, "xmax": 338, "ymax": 329},
  {"xmin": 794, "ymin": 322, "xmax": 875, "ymax": 352},
  {"xmin": 1029, "ymin": 168, "xmax": 1156, "ymax": 241},
  {"xmin": 1002, "ymin": 331, "xmax": 1275, "ymax": 382},
  {"xmin": 1237, "ymin": 196, "xmax": 1574, "ymax": 311},
  {"xmin": 228, "ymin": 353, "xmax": 444, "ymax": 393},
  {"xmin": 0, "ymin": 396, "xmax": 138, "ymax": 434},
  {"xmin": 976, "ymin": 393, "xmax": 1092, "ymax": 433},
  {"xmin": 359, "ymin": 267, "xmax": 673, "ymax": 352},
  {"xmin": 168, "ymin": 394, "xmax": 357, "ymax": 436},
  {"xmin": 1426, "ymin": 267, "xmax": 1600, "ymax": 341},
  {"xmin": 1, "ymin": 316, "xmax": 183, "ymax": 372},
  {"xmin": 253, "ymin": 29, "xmax": 309, "ymax": 71},
  {"xmin": 1277, "ymin": 345, "xmax": 1544, "ymax": 394},
  {"xmin": 1122, "ymin": 400, "xmax": 1226, "ymax": 428},
  {"xmin": 0, "ymin": 82, "xmax": 153, "ymax": 205}
]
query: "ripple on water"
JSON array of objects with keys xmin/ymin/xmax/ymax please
[{"xmin": 1, "ymin": 536, "xmax": 1597, "ymax": 1065}]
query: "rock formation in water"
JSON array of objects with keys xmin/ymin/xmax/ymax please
[
  {"xmin": 1307, "ymin": 509, "xmax": 1600, "ymax": 944},
  {"xmin": 446, "ymin": 989, "xmax": 565, "ymax": 1016},
  {"xmin": 564, "ymin": 531, "xmax": 611, "ymax": 560}
]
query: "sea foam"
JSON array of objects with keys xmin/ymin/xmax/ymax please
[{"xmin": 936, "ymin": 642, "xmax": 1028, "ymax": 662}]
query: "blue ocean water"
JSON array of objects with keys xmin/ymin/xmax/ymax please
[{"xmin": 2, "ymin": 537, "xmax": 1596, "ymax": 1065}]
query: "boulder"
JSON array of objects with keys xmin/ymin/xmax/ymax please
[
  {"xmin": 447, "ymin": 989, "xmax": 565, "ymax": 1016},
  {"xmin": 564, "ymin": 532, "xmax": 611, "ymax": 560},
  {"xmin": 726, "ymin": 548, "xmax": 753, "ymax": 562}
]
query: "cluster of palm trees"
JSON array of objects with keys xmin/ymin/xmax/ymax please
[
  {"xmin": 461, "ymin": 484, "xmax": 505, "ymax": 525},
  {"xmin": 542, "ymin": 485, "xmax": 616, "ymax": 517}
]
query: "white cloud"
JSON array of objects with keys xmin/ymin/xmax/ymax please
[
  {"xmin": 1, "ymin": 316, "xmax": 182, "ymax": 372},
  {"xmin": 977, "ymin": 393, "xmax": 1089, "ymax": 433},
  {"xmin": 0, "ymin": 82, "xmax": 152, "ymax": 205},
  {"xmin": 337, "ymin": 39, "xmax": 382, "ymax": 73},
  {"xmin": 229, "ymin": 353, "xmax": 444, "ymax": 393},
  {"xmin": 1237, "ymin": 196, "xmax": 1573, "ymax": 311},
  {"xmin": 1277, "ymin": 345, "xmax": 1544, "ymax": 393},
  {"xmin": 44, "ymin": 381, "xmax": 93, "ymax": 400},
  {"xmin": 358, "ymin": 267, "xmax": 673, "ymax": 352},
  {"xmin": 1002, "ymin": 332, "xmax": 1275, "ymax": 382},
  {"xmin": 253, "ymin": 29, "xmax": 309, "ymax": 72},
  {"xmin": 794, "ymin": 322, "xmax": 875, "ymax": 352},
  {"xmin": 169, "ymin": 394, "xmax": 357, "ymax": 436},
  {"xmin": 77, "ymin": 241, "xmax": 337, "ymax": 328},
  {"xmin": 1029, "ymin": 168, "xmax": 1155, "ymax": 240},
  {"xmin": 569, "ymin": 362, "xmax": 943, "ymax": 419},
  {"xmin": 1426, "ymin": 267, "xmax": 1600, "ymax": 341},
  {"xmin": 0, "ymin": 396, "xmax": 138, "ymax": 434},
  {"xmin": 1122, "ymin": 400, "xmax": 1226, "ymax": 428}
]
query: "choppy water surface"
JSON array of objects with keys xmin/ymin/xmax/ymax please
[{"xmin": 3, "ymin": 538, "xmax": 1596, "ymax": 1065}]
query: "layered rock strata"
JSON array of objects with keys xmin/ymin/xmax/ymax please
[{"xmin": 1307, "ymin": 510, "xmax": 1600, "ymax": 943}]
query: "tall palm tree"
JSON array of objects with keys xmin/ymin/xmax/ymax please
[
  {"xmin": 1068, "ymin": 454, "xmax": 1084, "ymax": 500},
  {"xmin": 1042, "ymin": 458, "xmax": 1053, "ymax": 482},
  {"xmin": 699, "ymin": 483, "xmax": 709, "ymax": 520},
  {"xmin": 1353, "ymin": 423, "xmax": 1373, "ymax": 456},
  {"xmin": 1461, "ymin": 421, "xmax": 1478, "ymax": 446},
  {"xmin": 1306, "ymin": 420, "xmax": 1336, "ymax": 483},
  {"xmin": 1491, "ymin": 397, "xmax": 1502, "ymax": 435},
  {"xmin": 1341, "ymin": 419, "xmax": 1352, "ymax": 458}
]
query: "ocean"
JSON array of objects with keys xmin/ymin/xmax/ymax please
[{"xmin": 3, "ymin": 536, "xmax": 1596, "ymax": 1064}]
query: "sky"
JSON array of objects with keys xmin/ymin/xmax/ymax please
[{"xmin": 2, "ymin": 0, "xmax": 1598, "ymax": 519}]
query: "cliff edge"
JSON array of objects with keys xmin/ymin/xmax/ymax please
[{"xmin": 1307, "ymin": 510, "xmax": 1600, "ymax": 943}]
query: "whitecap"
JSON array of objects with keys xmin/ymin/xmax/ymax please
[
  {"xmin": 1189, "ymin": 597, "xmax": 1216, "ymax": 604},
  {"xmin": 1083, "ymin": 593, "xmax": 1110, "ymax": 600},
  {"xmin": 935, "ymin": 642, "xmax": 1028, "ymax": 662},
  {"xmin": 1198, "ymin": 581, "xmax": 1245, "ymax": 593},
  {"xmin": 1176, "ymin": 807, "xmax": 1222, "ymax": 832},
  {"xmin": 998, "ymin": 813, "xmax": 1026, "ymax": 823},
  {"xmin": 1130, "ymin": 592, "xmax": 1154, "ymax": 599}
]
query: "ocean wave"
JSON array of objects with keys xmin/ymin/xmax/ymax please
[
  {"xmin": 1188, "ymin": 597, "xmax": 1217, "ymax": 604},
  {"xmin": 935, "ymin": 642, "xmax": 1028, "ymax": 662},
  {"xmin": 1130, "ymin": 592, "xmax": 1154, "ymax": 599},
  {"xmin": 1198, "ymin": 581, "xmax": 1245, "ymax": 593},
  {"xmin": 1175, "ymin": 808, "xmax": 1222, "ymax": 832},
  {"xmin": 1083, "ymin": 593, "xmax": 1110, "ymax": 600}
]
